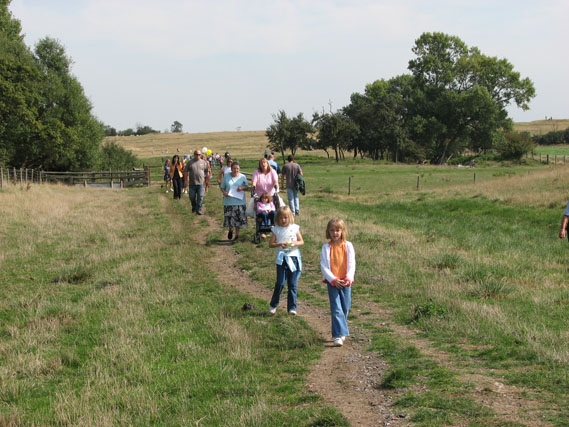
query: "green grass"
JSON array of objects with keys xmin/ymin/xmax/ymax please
[
  {"xmin": 226, "ymin": 155, "xmax": 569, "ymax": 423},
  {"xmin": 0, "ymin": 185, "xmax": 345, "ymax": 425},
  {"xmin": 533, "ymin": 144, "xmax": 569, "ymax": 157},
  {"xmin": 4, "ymin": 152, "xmax": 569, "ymax": 424}
]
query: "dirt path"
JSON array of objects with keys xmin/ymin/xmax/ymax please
[
  {"xmin": 191, "ymin": 212, "xmax": 407, "ymax": 426},
  {"xmin": 162, "ymin": 195, "xmax": 555, "ymax": 426}
]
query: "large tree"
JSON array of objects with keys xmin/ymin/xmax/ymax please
[
  {"xmin": 28, "ymin": 37, "xmax": 104, "ymax": 170},
  {"xmin": 0, "ymin": 0, "xmax": 42, "ymax": 167},
  {"xmin": 407, "ymin": 32, "xmax": 535, "ymax": 163},
  {"xmin": 1, "ymin": 1, "xmax": 104, "ymax": 170}
]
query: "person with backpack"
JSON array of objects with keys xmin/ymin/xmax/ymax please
[{"xmin": 281, "ymin": 155, "xmax": 303, "ymax": 216}]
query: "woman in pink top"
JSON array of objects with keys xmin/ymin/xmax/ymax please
[{"xmin": 252, "ymin": 158, "xmax": 279, "ymax": 205}]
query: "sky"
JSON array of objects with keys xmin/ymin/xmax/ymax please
[{"xmin": 8, "ymin": 0, "xmax": 569, "ymax": 133}]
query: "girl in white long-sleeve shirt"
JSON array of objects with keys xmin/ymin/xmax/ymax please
[{"xmin": 320, "ymin": 218, "xmax": 356, "ymax": 347}]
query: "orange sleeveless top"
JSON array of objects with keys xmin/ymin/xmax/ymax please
[{"xmin": 330, "ymin": 242, "xmax": 347, "ymax": 278}]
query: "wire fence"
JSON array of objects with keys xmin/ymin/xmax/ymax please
[{"xmin": 0, "ymin": 167, "xmax": 151, "ymax": 189}]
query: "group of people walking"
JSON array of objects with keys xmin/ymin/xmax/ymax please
[
  {"xmin": 164, "ymin": 150, "xmax": 355, "ymax": 347},
  {"xmin": 163, "ymin": 150, "xmax": 212, "ymax": 214}
]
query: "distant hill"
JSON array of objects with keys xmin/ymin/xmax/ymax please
[
  {"xmin": 514, "ymin": 119, "xmax": 569, "ymax": 136},
  {"xmin": 108, "ymin": 131, "xmax": 269, "ymax": 160},
  {"xmin": 108, "ymin": 119, "xmax": 569, "ymax": 161}
]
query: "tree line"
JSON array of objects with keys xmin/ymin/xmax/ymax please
[
  {"xmin": 0, "ymin": 1, "xmax": 137, "ymax": 171},
  {"xmin": 104, "ymin": 120, "xmax": 184, "ymax": 137},
  {"xmin": 267, "ymin": 32, "xmax": 536, "ymax": 164}
]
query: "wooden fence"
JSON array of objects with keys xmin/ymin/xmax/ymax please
[{"xmin": 0, "ymin": 167, "xmax": 151, "ymax": 189}]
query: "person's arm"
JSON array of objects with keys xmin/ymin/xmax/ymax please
[
  {"xmin": 345, "ymin": 241, "xmax": 356, "ymax": 285},
  {"xmin": 237, "ymin": 176, "xmax": 248, "ymax": 192},
  {"xmin": 560, "ymin": 216, "xmax": 568, "ymax": 239},
  {"xmin": 293, "ymin": 231, "xmax": 304, "ymax": 247},
  {"xmin": 220, "ymin": 175, "xmax": 229, "ymax": 197}
]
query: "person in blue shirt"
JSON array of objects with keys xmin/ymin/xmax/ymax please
[
  {"xmin": 220, "ymin": 161, "xmax": 249, "ymax": 241},
  {"xmin": 268, "ymin": 153, "xmax": 281, "ymax": 175}
]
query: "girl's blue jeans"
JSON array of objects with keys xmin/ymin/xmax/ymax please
[
  {"xmin": 258, "ymin": 210, "xmax": 275, "ymax": 227},
  {"xmin": 326, "ymin": 281, "xmax": 351, "ymax": 338},
  {"xmin": 270, "ymin": 257, "xmax": 300, "ymax": 312}
]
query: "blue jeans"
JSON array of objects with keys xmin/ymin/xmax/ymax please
[
  {"xmin": 258, "ymin": 210, "xmax": 275, "ymax": 227},
  {"xmin": 287, "ymin": 188, "xmax": 299, "ymax": 214},
  {"xmin": 327, "ymin": 282, "xmax": 351, "ymax": 338},
  {"xmin": 189, "ymin": 184, "xmax": 204, "ymax": 213},
  {"xmin": 270, "ymin": 257, "xmax": 300, "ymax": 312}
]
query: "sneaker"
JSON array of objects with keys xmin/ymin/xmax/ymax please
[
  {"xmin": 333, "ymin": 337, "xmax": 343, "ymax": 347},
  {"xmin": 295, "ymin": 211, "xmax": 300, "ymax": 216},
  {"xmin": 228, "ymin": 229, "xmax": 233, "ymax": 240},
  {"xmin": 268, "ymin": 306, "xmax": 277, "ymax": 315},
  {"xmin": 197, "ymin": 211, "xmax": 203, "ymax": 215},
  {"xmin": 288, "ymin": 310, "xmax": 297, "ymax": 316}
]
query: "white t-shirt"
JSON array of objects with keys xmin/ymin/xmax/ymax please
[{"xmin": 271, "ymin": 224, "xmax": 301, "ymax": 257}]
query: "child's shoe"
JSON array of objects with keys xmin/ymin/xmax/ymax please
[
  {"xmin": 268, "ymin": 306, "xmax": 277, "ymax": 315},
  {"xmin": 288, "ymin": 310, "xmax": 297, "ymax": 316},
  {"xmin": 333, "ymin": 337, "xmax": 344, "ymax": 347}
]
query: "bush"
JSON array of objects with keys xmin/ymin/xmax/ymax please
[
  {"xmin": 98, "ymin": 141, "xmax": 138, "ymax": 170},
  {"xmin": 496, "ymin": 131, "xmax": 534, "ymax": 161},
  {"xmin": 533, "ymin": 129, "xmax": 569, "ymax": 145}
]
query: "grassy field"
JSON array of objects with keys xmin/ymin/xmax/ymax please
[
  {"xmin": 533, "ymin": 145, "xmax": 569, "ymax": 157},
  {"xmin": 0, "ymin": 185, "xmax": 343, "ymax": 425},
  {"xmin": 514, "ymin": 119, "xmax": 569, "ymax": 136},
  {"xmin": 4, "ymin": 130, "xmax": 569, "ymax": 424},
  {"xmin": 219, "ymin": 158, "xmax": 569, "ymax": 424},
  {"xmin": 112, "ymin": 118, "xmax": 569, "ymax": 160}
]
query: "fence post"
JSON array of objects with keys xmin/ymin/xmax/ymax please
[
  {"xmin": 19, "ymin": 168, "xmax": 23, "ymax": 185},
  {"xmin": 348, "ymin": 176, "xmax": 351, "ymax": 195},
  {"xmin": 474, "ymin": 173, "xmax": 476, "ymax": 184},
  {"xmin": 120, "ymin": 179, "xmax": 124, "ymax": 189},
  {"xmin": 555, "ymin": 155, "xmax": 557, "ymax": 164},
  {"xmin": 547, "ymin": 154, "xmax": 549, "ymax": 164},
  {"xmin": 416, "ymin": 175, "xmax": 420, "ymax": 190},
  {"xmin": 145, "ymin": 165, "xmax": 151, "ymax": 186},
  {"xmin": 0, "ymin": 167, "xmax": 3, "ymax": 189}
]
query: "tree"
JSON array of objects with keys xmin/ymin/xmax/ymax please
[
  {"xmin": 496, "ymin": 131, "xmax": 534, "ymax": 161},
  {"xmin": 0, "ymin": 0, "xmax": 42, "ymax": 167},
  {"xmin": 266, "ymin": 110, "xmax": 314, "ymax": 162},
  {"xmin": 171, "ymin": 121, "xmax": 183, "ymax": 133},
  {"xmin": 135, "ymin": 124, "xmax": 159, "ymax": 135},
  {"xmin": 344, "ymin": 77, "xmax": 410, "ymax": 161},
  {"xmin": 407, "ymin": 32, "xmax": 535, "ymax": 163},
  {"xmin": 27, "ymin": 37, "xmax": 104, "ymax": 170},
  {"xmin": 98, "ymin": 141, "xmax": 138, "ymax": 170},
  {"xmin": 104, "ymin": 125, "xmax": 117, "ymax": 136},
  {"xmin": 312, "ymin": 111, "xmax": 358, "ymax": 162}
]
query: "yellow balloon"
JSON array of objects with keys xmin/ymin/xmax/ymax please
[{"xmin": 206, "ymin": 149, "xmax": 212, "ymax": 156}]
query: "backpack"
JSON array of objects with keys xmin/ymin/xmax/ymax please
[{"xmin": 295, "ymin": 174, "xmax": 305, "ymax": 195}]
